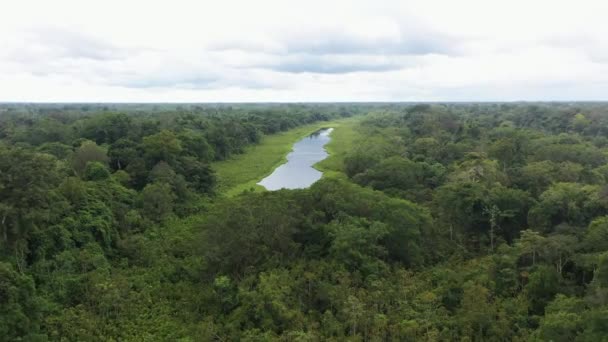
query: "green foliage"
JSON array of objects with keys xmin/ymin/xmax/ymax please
[
  {"xmin": 200, "ymin": 191, "xmax": 302, "ymax": 277},
  {"xmin": 37, "ymin": 141, "xmax": 73, "ymax": 159},
  {"xmin": 525, "ymin": 265, "xmax": 560, "ymax": 315},
  {"xmin": 178, "ymin": 129, "xmax": 215, "ymax": 162},
  {"xmin": 1, "ymin": 103, "xmax": 608, "ymax": 340},
  {"xmin": 108, "ymin": 138, "xmax": 138, "ymax": 170},
  {"xmin": 142, "ymin": 130, "xmax": 183, "ymax": 165},
  {"xmin": 141, "ymin": 182, "xmax": 176, "ymax": 222},
  {"xmin": 311, "ymin": 179, "xmax": 432, "ymax": 267},
  {"xmin": 84, "ymin": 161, "xmax": 111, "ymax": 181},
  {"xmin": 584, "ymin": 217, "xmax": 608, "ymax": 252},
  {"xmin": 0, "ymin": 147, "xmax": 61, "ymax": 259},
  {"xmin": 528, "ymin": 182, "xmax": 604, "ymax": 232},
  {"xmin": 0, "ymin": 262, "xmax": 42, "ymax": 340},
  {"xmin": 326, "ymin": 218, "xmax": 390, "ymax": 275},
  {"xmin": 534, "ymin": 295, "xmax": 585, "ymax": 341},
  {"xmin": 353, "ymin": 156, "xmax": 445, "ymax": 201},
  {"xmin": 71, "ymin": 141, "xmax": 108, "ymax": 177},
  {"xmin": 81, "ymin": 112, "xmax": 133, "ymax": 144}
]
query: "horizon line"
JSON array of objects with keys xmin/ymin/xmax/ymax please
[{"xmin": 2, "ymin": 100, "xmax": 608, "ymax": 105}]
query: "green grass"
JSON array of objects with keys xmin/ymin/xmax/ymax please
[
  {"xmin": 314, "ymin": 116, "xmax": 364, "ymax": 180},
  {"xmin": 213, "ymin": 117, "xmax": 360, "ymax": 197}
]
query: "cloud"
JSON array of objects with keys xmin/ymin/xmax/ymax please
[
  {"xmin": 260, "ymin": 54, "xmax": 408, "ymax": 74},
  {"xmin": 36, "ymin": 28, "xmax": 129, "ymax": 61},
  {"xmin": 206, "ymin": 21, "xmax": 457, "ymax": 75},
  {"xmin": 12, "ymin": 27, "xmax": 132, "ymax": 63},
  {"xmin": 0, "ymin": 0, "xmax": 607, "ymax": 101},
  {"xmin": 283, "ymin": 31, "xmax": 456, "ymax": 57},
  {"xmin": 105, "ymin": 55, "xmax": 289, "ymax": 91},
  {"xmin": 118, "ymin": 75, "xmax": 218, "ymax": 89},
  {"xmin": 210, "ymin": 29, "xmax": 456, "ymax": 57},
  {"xmin": 116, "ymin": 73, "xmax": 285, "ymax": 91},
  {"xmin": 543, "ymin": 34, "xmax": 608, "ymax": 64}
]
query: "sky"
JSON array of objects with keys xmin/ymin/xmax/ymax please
[{"xmin": 1, "ymin": 0, "xmax": 607, "ymax": 102}]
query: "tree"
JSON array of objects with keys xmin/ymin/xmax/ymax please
[
  {"xmin": 108, "ymin": 138, "xmax": 138, "ymax": 170},
  {"xmin": 516, "ymin": 230, "xmax": 545, "ymax": 266},
  {"xmin": 572, "ymin": 113, "xmax": 590, "ymax": 133},
  {"xmin": 71, "ymin": 141, "xmax": 108, "ymax": 177},
  {"xmin": 354, "ymin": 156, "xmax": 422, "ymax": 190},
  {"xmin": 20, "ymin": 117, "xmax": 72, "ymax": 145},
  {"xmin": 0, "ymin": 147, "xmax": 61, "ymax": 264},
  {"xmin": 434, "ymin": 181, "xmax": 488, "ymax": 243},
  {"xmin": 516, "ymin": 161, "xmax": 556, "ymax": 196},
  {"xmin": 488, "ymin": 185, "xmax": 532, "ymax": 243},
  {"xmin": 525, "ymin": 265, "xmax": 560, "ymax": 315},
  {"xmin": 534, "ymin": 294, "xmax": 585, "ymax": 342},
  {"xmin": 353, "ymin": 156, "xmax": 445, "ymax": 201},
  {"xmin": 200, "ymin": 192, "xmax": 302, "ymax": 277},
  {"xmin": 84, "ymin": 161, "xmax": 111, "ymax": 181},
  {"xmin": 411, "ymin": 137, "xmax": 441, "ymax": 162},
  {"xmin": 344, "ymin": 151, "xmax": 381, "ymax": 178},
  {"xmin": 488, "ymin": 135, "xmax": 527, "ymax": 171},
  {"xmin": 0, "ymin": 262, "xmax": 43, "ymax": 340},
  {"xmin": 175, "ymin": 157, "xmax": 216, "ymax": 194},
  {"xmin": 492, "ymin": 245, "xmax": 519, "ymax": 296},
  {"xmin": 112, "ymin": 170, "xmax": 131, "ymax": 186},
  {"xmin": 483, "ymin": 205, "xmax": 500, "ymax": 252},
  {"xmin": 578, "ymin": 307, "xmax": 608, "ymax": 341},
  {"xmin": 583, "ymin": 216, "xmax": 608, "ymax": 253},
  {"xmin": 311, "ymin": 179, "xmax": 431, "ymax": 267},
  {"xmin": 81, "ymin": 112, "xmax": 132, "ymax": 144},
  {"xmin": 528, "ymin": 182, "xmax": 604, "ymax": 232},
  {"xmin": 343, "ymin": 295, "xmax": 365, "ymax": 337},
  {"xmin": 458, "ymin": 282, "xmax": 495, "ymax": 340},
  {"xmin": 585, "ymin": 253, "xmax": 608, "ymax": 309},
  {"xmin": 125, "ymin": 157, "xmax": 148, "ymax": 189},
  {"xmin": 448, "ymin": 153, "xmax": 507, "ymax": 185},
  {"xmin": 596, "ymin": 252, "xmax": 608, "ymax": 288},
  {"xmin": 37, "ymin": 141, "xmax": 73, "ymax": 159},
  {"xmin": 326, "ymin": 218, "xmax": 389, "ymax": 276},
  {"xmin": 149, "ymin": 161, "xmax": 177, "ymax": 184},
  {"xmin": 141, "ymin": 182, "xmax": 176, "ymax": 222},
  {"xmin": 142, "ymin": 130, "xmax": 183, "ymax": 165},
  {"xmin": 555, "ymin": 161, "xmax": 585, "ymax": 183},
  {"xmin": 344, "ymin": 138, "xmax": 397, "ymax": 178},
  {"xmin": 533, "ymin": 140, "xmax": 605, "ymax": 167},
  {"xmin": 212, "ymin": 275, "xmax": 238, "ymax": 314},
  {"xmin": 543, "ymin": 234, "xmax": 577, "ymax": 274},
  {"xmin": 178, "ymin": 129, "xmax": 215, "ymax": 162}
]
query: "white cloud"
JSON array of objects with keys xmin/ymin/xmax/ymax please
[{"xmin": 0, "ymin": 0, "xmax": 607, "ymax": 101}]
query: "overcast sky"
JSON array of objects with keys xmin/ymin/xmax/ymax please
[{"xmin": 1, "ymin": 0, "xmax": 607, "ymax": 102}]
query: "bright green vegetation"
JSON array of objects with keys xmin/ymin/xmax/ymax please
[
  {"xmin": 214, "ymin": 117, "xmax": 357, "ymax": 196},
  {"xmin": 1, "ymin": 102, "xmax": 608, "ymax": 341},
  {"xmin": 314, "ymin": 115, "xmax": 365, "ymax": 180}
]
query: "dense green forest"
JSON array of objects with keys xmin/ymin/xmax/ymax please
[{"xmin": 1, "ymin": 103, "xmax": 608, "ymax": 341}]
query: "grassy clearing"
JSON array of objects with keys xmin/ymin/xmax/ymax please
[
  {"xmin": 314, "ymin": 116, "xmax": 364, "ymax": 180},
  {"xmin": 213, "ymin": 117, "xmax": 359, "ymax": 196}
]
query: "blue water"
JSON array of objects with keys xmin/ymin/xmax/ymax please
[{"xmin": 258, "ymin": 128, "xmax": 334, "ymax": 190}]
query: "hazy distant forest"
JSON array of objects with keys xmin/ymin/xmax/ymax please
[{"xmin": 1, "ymin": 102, "xmax": 608, "ymax": 341}]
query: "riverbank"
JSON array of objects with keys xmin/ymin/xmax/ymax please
[
  {"xmin": 314, "ymin": 116, "xmax": 364, "ymax": 180},
  {"xmin": 213, "ymin": 116, "xmax": 359, "ymax": 196}
]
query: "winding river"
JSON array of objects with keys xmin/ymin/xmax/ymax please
[{"xmin": 257, "ymin": 128, "xmax": 334, "ymax": 190}]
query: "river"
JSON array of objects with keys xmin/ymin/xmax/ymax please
[{"xmin": 257, "ymin": 128, "xmax": 333, "ymax": 190}]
